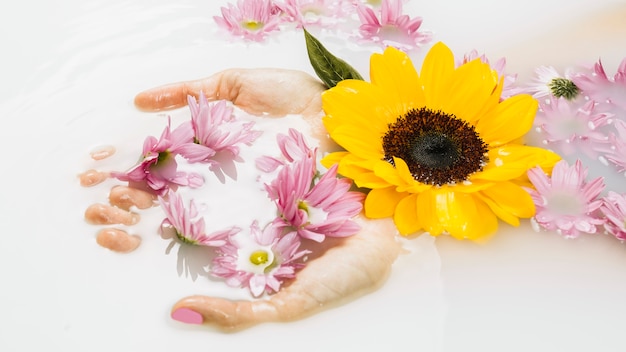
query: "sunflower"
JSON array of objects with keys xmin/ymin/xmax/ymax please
[{"xmin": 321, "ymin": 42, "xmax": 561, "ymax": 240}]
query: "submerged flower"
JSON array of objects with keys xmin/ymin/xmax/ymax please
[
  {"xmin": 213, "ymin": 0, "xmax": 284, "ymax": 42},
  {"xmin": 603, "ymin": 119, "xmax": 626, "ymax": 172},
  {"xmin": 534, "ymin": 97, "xmax": 612, "ymax": 156},
  {"xmin": 211, "ymin": 221, "xmax": 309, "ymax": 297},
  {"xmin": 526, "ymin": 159, "xmax": 605, "ymax": 238},
  {"xmin": 159, "ymin": 190, "xmax": 240, "ymax": 246},
  {"xmin": 111, "ymin": 118, "xmax": 203, "ymax": 194},
  {"xmin": 267, "ymin": 155, "xmax": 364, "ymax": 242},
  {"xmin": 321, "ymin": 42, "xmax": 561, "ymax": 240},
  {"xmin": 278, "ymin": 0, "xmax": 349, "ymax": 28},
  {"xmin": 572, "ymin": 57, "xmax": 626, "ymax": 110},
  {"xmin": 600, "ymin": 191, "xmax": 626, "ymax": 240},
  {"xmin": 186, "ymin": 93, "xmax": 261, "ymax": 166},
  {"xmin": 355, "ymin": 0, "xmax": 431, "ymax": 51}
]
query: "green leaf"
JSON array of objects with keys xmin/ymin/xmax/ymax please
[{"xmin": 303, "ymin": 28, "xmax": 363, "ymax": 89}]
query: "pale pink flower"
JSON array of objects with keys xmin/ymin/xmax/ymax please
[
  {"xmin": 266, "ymin": 155, "xmax": 364, "ymax": 242},
  {"xmin": 278, "ymin": 0, "xmax": 350, "ymax": 28},
  {"xmin": 600, "ymin": 191, "xmax": 626, "ymax": 241},
  {"xmin": 355, "ymin": 0, "xmax": 431, "ymax": 51},
  {"xmin": 602, "ymin": 119, "xmax": 626, "ymax": 172},
  {"xmin": 111, "ymin": 118, "xmax": 203, "ymax": 195},
  {"xmin": 533, "ymin": 97, "xmax": 612, "ymax": 157},
  {"xmin": 159, "ymin": 190, "xmax": 240, "ymax": 246},
  {"xmin": 211, "ymin": 221, "xmax": 309, "ymax": 297},
  {"xmin": 527, "ymin": 159, "xmax": 605, "ymax": 238},
  {"xmin": 256, "ymin": 128, "xmax": 315, "ymax": 172},
  {"xmin": 213, "ymin": 0, "xmax": 284, "ymax": 42},
  {"xmin": 186, "ymin": 93, "xmax": 262, "ymax": 167},
  {"xmin": 572, "ymin": 57, "xmax": 626, "ymax": 110},
  {"xmin": 522, "ymin": 66, "xmax": 581, "ymax": 100}
]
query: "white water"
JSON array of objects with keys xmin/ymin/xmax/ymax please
[{"xmin": 2, "ymin": 1, "xmax": 626, "ymax": 352}]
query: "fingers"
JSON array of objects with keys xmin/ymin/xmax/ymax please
[
  {"xmin": 134, "ymin": 72, "xmax": 228, "ymax": 111},
  {"xmin": 133, "ymin": 68, "xmax": 326, "ymax": 118},
  {"xmin": 170, "ymin": 295, "xmax": 276, "ymax": 331}
]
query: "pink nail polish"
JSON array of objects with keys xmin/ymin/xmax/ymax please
[{"xmin": 171, "ymin": 308, "xmax": 203, "ymax": 325}]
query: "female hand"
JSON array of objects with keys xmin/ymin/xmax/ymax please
[{"xmin": 134, "ymin": 68, "xmax": 402, "ymax": 331}]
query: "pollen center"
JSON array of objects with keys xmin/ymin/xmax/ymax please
[
  {"xmin": 249, "ymin": 250, "xmax": 269, "ymax": 265},
  {"xmin": 242, "ymin": 20, "xmax": 264, "ymax": 31},
  {"xmin": 382, "ymin": 107, "xmax": 488, "ymax": 185}
]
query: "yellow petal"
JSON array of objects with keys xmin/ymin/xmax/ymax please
[
  {"xmin": 416, "ymin": 189, "xmax": 444, "ymax": 236},
  {"xmin": 476, "ymin": 181, "xmax": 536, "ymax": 226},
  {"xmin": 370, "ymin": 47, "xmax": 426, "ymax": 110},
  {"xmin": 331, "ymin": 125, "xmax": 383, "ymax": 160},
  {"xmin": 336, "ymin": 160, "xmax": 389, "ymax": 189},
  {"xmin": 440, "ymin": 59, "xmax": 499, "ymax": 124},
  {"xmin": 394, "ymin": 193, "xmax": 422, "ymax": 235},
  {"xmin": 321, "ymin": 151, "xmax": 349, "ymax": 169},
  {"xmin": 476, "ymin": 94, "xmax": 538, "ymax": 146},
  {"xmin": 420, "ymin": 42, "xmax": 455, "ymax": 109},
  {"xmin": 473, "ymin": 145, "xmax": 561, "ymax": 182},
  {"xmin": 364, "ymin": 187, "xmax": 407, "ymax": 218},
  {"xmin": 418, "ymin": 189, "xmax": 498, "ymax": 240},
  {"xmin": 372, "ymin": 158, "xmax": 432, "ymax": 194},
  {"xmin": 322, "ymin": 82, "xmax": 390, "ymax": 135}
]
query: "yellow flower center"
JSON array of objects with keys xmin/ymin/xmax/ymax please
[
  {"xmin": 242, "ymin": 20, "xmax": 264, "ymax": 31},
  {"xmin": 249, "ymin": 250, "xmax": 270, "ymax": 265},
  {"xmin": 382, "ymin": 107, "xmax": 488, "ymax": 185}
]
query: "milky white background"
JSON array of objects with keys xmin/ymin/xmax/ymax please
[{"xmin": 1, "ymin": 1, "xmax": 625, "ymax": 351}]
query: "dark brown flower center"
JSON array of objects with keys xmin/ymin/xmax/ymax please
[{"xmin": 382, "ymin": 107, "xmax": 488, "ymax": 186}]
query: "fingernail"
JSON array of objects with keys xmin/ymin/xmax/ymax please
[{"xmin": 171, "ymin": 308, "xmax": 203, "ymax": 325}]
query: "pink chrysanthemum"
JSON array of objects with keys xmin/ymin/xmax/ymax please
[
  {"xmin": 186, "ymin": 93, "xmax": 261, "ymax": 167},
  {"xmin": 111, "ymin": 118, "xmax": 203, "ymax": 195},
  {"xmin": 572, "ymin": 57, "xmax": 626, "ymax": 110},
  {"xmin": 211, "ymin": 221, "xmax": 309, "ymax": 297},
  {"xmin": 159, "ymin": 190, "xmax": 240, "ymax": 246},
  {"xmin": 600, "ymin": 191, "xmax": 626, "ymax": 241},
  {"xmin": 278, "ymin": 0, "xmax": 350, "ymax": 28},
  {"xmin": 355, "ymin": 0, "xmax": 431, "ymax": 51},
  {"xmin": 213, "ymin": 0, "xmax": 284, "ymax": 42},
  {"xmin": 266, "ymin": 155, "xmax": 364, "ymax": 242},
  {"xmin": 256, "ymin": 128, "xmax": 315, "ymax": 172},
  {"xmin": 527, "ymin": 159, "xmax": 605, "ymax": 238},
  {"xmin": 533, "ymin": 97, "xmax": 612, "ymax": 157}
]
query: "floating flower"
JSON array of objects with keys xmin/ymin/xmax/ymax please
[
  {"xmin": 355, "ymin": 0, "xmax": 431, "ymax": 51},
  {"xmin": 256, "ymin": 128, "xmax": 315, "ymax": 172},
  {"xmin": 534, "ymin": 97, "xmax": 612, "ymax": 156},
  {"xmin": 267, "ymin": 155, "xmax": 364, "ymax": 242},
  {"xmin": 526, "ymin": 159, "xmax": 605, "ymax": 238},
  {"xmin": 278, "ymin": 0, "xmax": 349, "ymax": 28},
  {"xmin": 186, "ymin": 93, "xmax": 262, "ymax": 166},
  {"xmin": 524, "ymin": 66, "xmax": 580, "ymax": 100},
  {"xmin": 321, "ymin": 42, "xmax": 561, "ymax": 240},
  {"xmin": 111, "ymin": 118, "xmax": 203, "ymax": 194},
  {"xmin": 603, "ymin": 119, "xmax": 626, "ymax": 172},
  {"xmin": 572, "ymin": 57, "xmax": 626, "ymax": 110},
  {"xmin": 213, "ymin": 0, "xmax": 284, "ymax": 42},
  {"xmin": 211, "ymin": 221, "xmax": 309, "ymax": 297},
  {"xmin": 159, "ymin": 190, "xmax": 241, "ymax": 246},
  {"xmin": 600, "ymin": 191, "xmax": 626, "ymax": 241}
]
